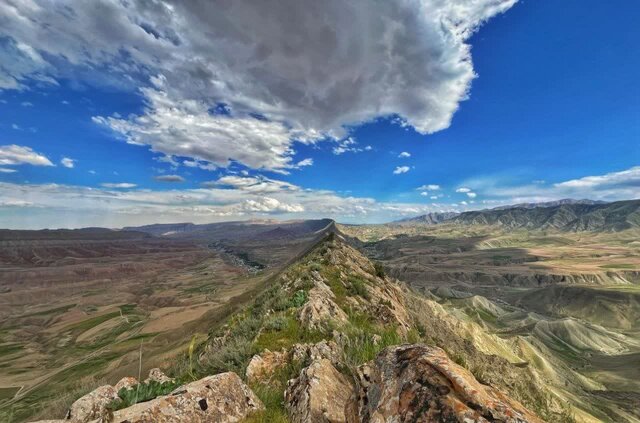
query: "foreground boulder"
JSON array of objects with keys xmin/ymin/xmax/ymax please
[
  {"xmin": 109, "ymin": 372, "xmax": 263, "ymax": 422},
  {"xmin": 285, "ymin": 358, "xmax": 354, "ymax": 423},
  {"xmin": 66, "ymin": 385, "xmax": 119, "ymax": 422},
  {"xmin": 353, "ymin": 344, "xmax": 544, "ymax": 423}
]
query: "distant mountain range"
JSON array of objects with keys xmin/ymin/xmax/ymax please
[
  {"xmin": 490, "ymin": 198, "xmax": 606, "ymax": 210},
  {"xmin": 393, "ymin": 211, "xmax": 459, "ymax": 225},
  {"xmin": 394, "ymin": 199, "xmax": 640, "ymax": 231}
]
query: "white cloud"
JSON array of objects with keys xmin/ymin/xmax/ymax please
[
  {"xmin": 417, "ymin": 184, "xmax": 441, "ymax": 191},
  {"xmin": 332, "ymin": 137, "xmax": 370, "ymax": 155},
  {"xmin": 296, "ymin": 158, "xmax": 314, "ymax": 167},
  {"xmin": 420, "ymin": 191, "xmax": 429, "ymax": 196},
  {"xmin": 393, "ymin": 166, "xmax": 410, "ymax": 175},
  {"xmin": 60, "ymin": 157, "xmax": 75, "ymax": 168},
  {"xmin": 20, "ymin": 101, "xmax": 33, "ymax": 107},
  {"xmin": 101, "ymin": 182, "xmax": 137, "ymax": 189},
  {"xmin": 0, "ymin": 144, "xmax": 53, "ymax": 166},
  {"xmin": 456, "ymin": 187, "xmax": 472, "ymax": 193},
  {"xmin": 398, "ymin": 152, "xmax": 411, "ymax": 158},
  {"xmin": 154, "ymin": 174, "xmax": 185, "ymax": 183},
  {"xmin": 0, "ymin": 176, "xmax": 465, "ymax": 228},
  {"xmin": 0, "ymin": 167, "xmax": 17, "ymax": 173},
  {"xmin": 466, "ymin": 192, "xmax": 477, "ymax": 198},
  {"xmin": 461, "ymin": 165, "xmax": 640, "ymax": 203},
  {"xmin": 1, "ymin": 0, "xmax": 517, "ymax": 171}
]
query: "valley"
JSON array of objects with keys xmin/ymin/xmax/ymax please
[
  {"xmin": 340, "ymin": 221, "xmax": 640, "ymax": 422},
  {"xmin": 1, "ymin": 208, "xmax": 639, "ymax": 422}
]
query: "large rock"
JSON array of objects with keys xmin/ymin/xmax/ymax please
[
  {"xmin": 246, "ymin": 340, "xmax": 342, "ymax": 384},
  {"xmin": 144, "ymin": 368, "xmax": 174, "ymax": 384},
  {"xmin": 114, "ymin": 376, "xmax": 138, "ymax": 392},
  {"xmin": 290, "ymin": 340, "xmax": 342, "ymax": 365},
  {"xmin": 298, "ymin": 284, "xmax": 348, "ymax": 330},
  {"xmin": 109, "ymin": 372, "xmax": 263, "ymax": 422},
  {"xmin": 353, "ymin": 344, "xmax": 545, "ymax": 423},
  {"xmin": 66, "ymin": 384, "xmax": 119, "ymax": 423},
  {"xmin": 246, "ymin": 348, "xmax": 288, "ymax": 383},
  {"xmin": 285, "ymin": 358, "xmax": 354, "ymax": 423}
]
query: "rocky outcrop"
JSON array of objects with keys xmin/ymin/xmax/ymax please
[
  {"xmin": 298, "ymin": 283, "xmax": 349, "ymax": 330},
  {"xmin": 246, "ymin": 348, "xmax": 288, "ymax": 383},
  {"xmin": 66, "ymin": 385, "xmax": 119, "ymax": 423},
  {"xmin": 30, "ymin": 372, "xmax": 262, "ymax": 423},
  {"xmin": 353, "ymin": 344, "xmax": 544, "ymax": 423},
  {"xmin": 285, "ymin": 358, "xmax": 354, "ymax": 423},
  {"xmin": 114, "ymin": 376, "xmax": 138, "ymax": 392},
  {"xmin": 109, "ymin": 372, "xmax": 262, "ymax": 422},
  {"xmin": 246, "ymin": 340, "xmax": 342, "ymax": 383},
  {"xmin": 144, "ymin": 367, "xmax": 174, "ymax": 384}
]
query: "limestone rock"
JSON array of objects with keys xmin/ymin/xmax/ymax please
[
  {"xmin": 298, "ymin": 286, "xmax": 348, "ymax": 330},
  {"xmin": 247, "ymin": 340, "xmax": 342, "ymax": 384},
  {"xmin": 290, "ymin": 339, "xmax": 342, "ymax": 365},
  {"xmin": 285, "ymin": 358, "xmax": 354, "ymax": 423},
  {"xmin": 246, "ymin": 348, "xmax": 287, "ymax": 383},
  {"xmin": 114, "ymin": 376, "xmax": 138, "ymax": 392},
  {"xmin": 353, "ymin": 344, "xmax": 545, "ymax": 423},
  {"xmin": 144, "ymin": 367, "xmax": 173, "ymax": 384},
  {"xmin": 67, "ymin": 385, "xmax": 118, "ymax": 423},
  {"xmin": 110, "ymin": 372, "xmax": 263, "ymax": 422}
]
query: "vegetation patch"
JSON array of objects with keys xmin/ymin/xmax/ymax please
[{"xmin": 109, "ymin": 380, "xmax": 181, "ymax": 411}]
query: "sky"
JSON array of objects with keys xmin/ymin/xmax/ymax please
[{"xmin": 0, "ymin": 0, "xmax": 639, "ymax": 229}]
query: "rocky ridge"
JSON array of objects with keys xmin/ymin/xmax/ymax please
[{"xmin": 31, "ymin": 233, "xmax": 552, "ymax": 422}]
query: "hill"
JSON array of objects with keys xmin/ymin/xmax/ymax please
[{"xmin": 452, "ymin": 199, "xmax": 640, "ymax": 231}]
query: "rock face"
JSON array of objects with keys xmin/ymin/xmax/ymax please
[
  {"xmin": 246, "ymin": 348, "xmax": 288, "ymax": 383},
  {"xmin": 298, "ymin": 280, "xmax": 349, "ymax": 330},
  {"xmin": 144, "ymin": 367, "xmax": 174, "ymax": 384},
  {"xmin": 66, "ymin": 384, "xmax": 119, "ymax": 423},
  {"xmin": 353, "ymin": 344, "xmax": 544, "ymax": 423},
  {"xmin": 109, "ymin": 372, "xmax": 263, "ymax": 422},
  {"xmin": 285, "ymin": 358, "xmax": 354, "ymax": 423},
  {"xmin": 246, "ymin": 340, "xmax": 342, "ymax": 384},
  {"xmin": 114, "ymin": 376, "xmax": 138, "ymax": 392}
]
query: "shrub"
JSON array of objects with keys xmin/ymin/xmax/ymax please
[
  {"xmin": 109, "ymin": 380, "xmax": 180, "ymax": 411},
  {"xmin": 373, "ymin": 262, "xmax": 386, "ymax": 278},
  {"xmin": 347, "ymin": 276, "xmax": 370, "ymax": 299},
  {"xmin": 263, "ymin": 315, "xmax": 288, "ymax": 331},
  {"xmin": 288, "ymin": 290, "xmax": 308, "ymax": 308}
]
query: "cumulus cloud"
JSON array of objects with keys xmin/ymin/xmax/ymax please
[
  {"xmin": 393, "ymin": 166, "xmax": 410, "ymax": 175},
  {"xmin": 60, "ymin": 157, "xmax": 75, "ymax": 168},
  {"xmin": 154, "ymin": 174, "xmax": 185, "ymax": 183},
  {"xmin": 0, "ymin": 0, "xmax": 517, "ymax": 171},
  {"xmin": 296, "ymin": 158, "xmax": 313, "ymax": 167},
  {"xmin": 0, "ymin": 176, "xmax": 465, "ymax": 228},
  {"xmin": 462, "ymin": 165, "xmax": 640, "ymax": 204},
  {"xmin": 417, "ymin": 184, "xmax": 441, "ymax": 191},
  {"xmin": 456, "ymin": 187, "xmax": 472, "ymax": 193},
  {"xmin": 0, "ymin": 144, "xmax": 53, "ymax": 166},
  {"xmin": 101, "ymin": 182, "xmax": 137, "ymax": 189},
  {"xmin": 398, "ymin": 152, "xmax": 411, "ymax": 158},
  {"xmin": 420, "ymin": 191, "xmax": 429, "ymax": 196},
  {"xmin": 466, "ymin": 192, "xmax": 477, "ymax": 198},
  {"xmin": 332, "ymin": 137, "xmax": 371, "ymax": 155}
]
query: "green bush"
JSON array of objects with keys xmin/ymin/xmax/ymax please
[
  {"xmin": 347, "ymin": 276, "xmax": 370, "ymax": 299},
  {"xmin": 264, "ymin": 315, "xmax": 288, "ymax": 331},
  {"xmin": 109, "ymin": 380, "xmax": 180, "ymax": 411},
  {"xmin": 373, "ymin": 262, "xmax": 386, "ymax": 278},
  {"xmin": 288, "ymin": 290, "xmax": 308, "ymax": 308}
]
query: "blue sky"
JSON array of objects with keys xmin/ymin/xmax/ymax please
[{"xmin": 0, "ymin": 0, "xmax": 639, "ymax": 228}]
